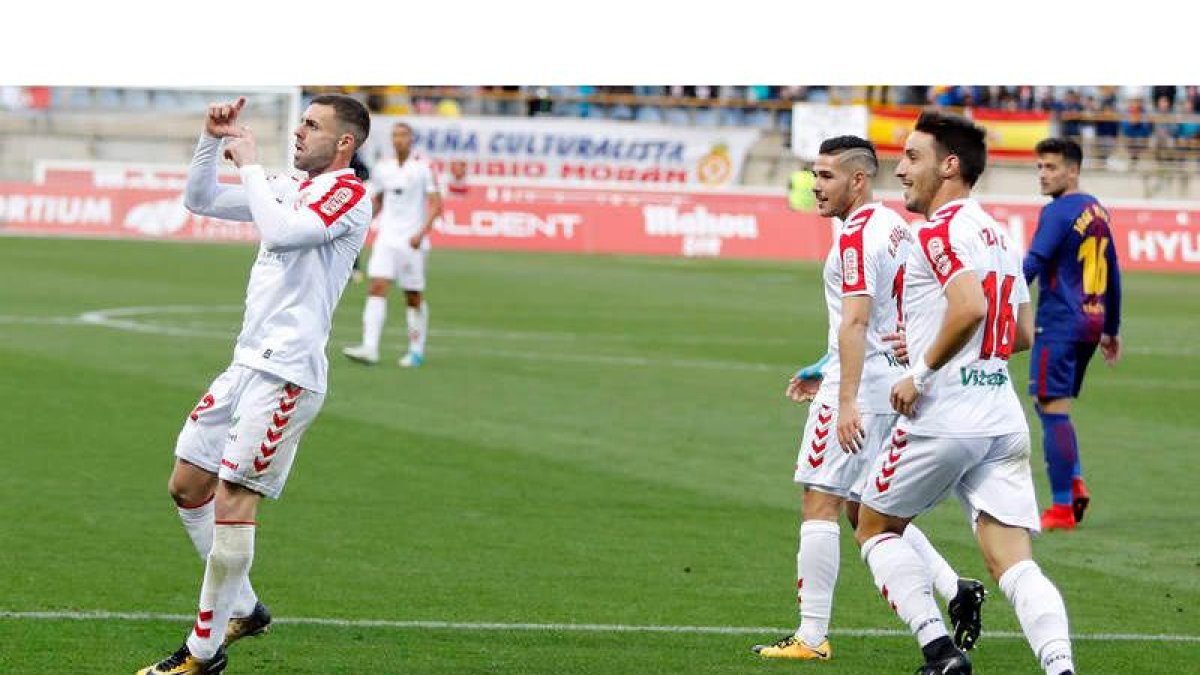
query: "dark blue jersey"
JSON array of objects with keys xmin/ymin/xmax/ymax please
[{"xmin": 1023, "ymin": 193, "xmax": 1122, "ymax": 343}]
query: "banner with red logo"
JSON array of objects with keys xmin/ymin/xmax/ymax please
[
  {"xmin": 4, "ymin": 170, "xmax": 1200, "ymax": 273},
  {"xmin": 361, "ymin": 115, "xmax": 761, "ymax": 188}
]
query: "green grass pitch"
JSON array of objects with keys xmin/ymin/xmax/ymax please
[{"xmin": 0, "ymin": 237, "xmax": 1196, "ymax": 673}]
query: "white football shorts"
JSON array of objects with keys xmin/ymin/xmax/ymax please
[
  {"xmin": 793, "ymin": 402, "xmax": 898, "ymax": 501},
  {"xmin": 859, "ymin": 427, "xmax": 1040, "ymax": 533},
  {"xmin": 366, "ymin": 241, "xmax": 428, "ymax": 291},
  {"xmin": 175, "ymin": 364, "xmax": 325, "ymax": 500}
]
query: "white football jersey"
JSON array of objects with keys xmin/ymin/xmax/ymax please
[
  {"xmin": 903, "ymin": 198, "xmax": 1030, "ymax": 436},
  {"xmin": 370, "ymin": 155, "xmax": 439, "ymax": 248},
  {"xmin": 814, "ymin": 203, "xmax": 912, "ymax": 413},
  {"xmin": 185, "ymin": 134, "xmax": 371, "ymax": 394}
]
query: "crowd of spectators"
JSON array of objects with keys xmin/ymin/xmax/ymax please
[{"xmin": 6, "ymin": 86, "xmax": 1200, "ymax": 167}]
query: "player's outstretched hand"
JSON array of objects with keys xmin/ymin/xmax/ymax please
[
  {"xmin": 890, "ymin": 376, "xmax": 919, "ymax": 418},
  {"xmin": 206, "ymin": 96, "xmax": 247, "ymax": 138},
  {"xmin": 882, "ymin": 319, "xmax": 908, "ymax": 365},
  {"xmin": 837, "ymin": 402, "xmax": 865, "ymax": 453},
  {"xmin": 786, "ymin": 375, "xmax": 821, "ymax": 404},
  {"xmin": 223, "ymin": 126, "xmax": 259, "ymax": 168},
  {"xmin": 1100, "ymin": 333, "xmax": 1121, "ymax": 366}
]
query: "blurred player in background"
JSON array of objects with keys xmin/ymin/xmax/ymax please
[
  {"xmin": 1024, "ymin": 138, "xmax": 1123, "ymax": 531},
  {"xmin": 343, "ymin": 121, "xmax": 443, "ymax": 368},
  {"xmin": 753, "ymin": 136, "xmax": 982, "ymax": 662},
  {"xmin": 855, "ymin": 111, "xmax": 1076, "ymax": 675},
  {"xmin": 137, "ymin": 94, "xmax": 371, "ymax": 675}
]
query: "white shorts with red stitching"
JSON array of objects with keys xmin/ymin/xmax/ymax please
[
  {"xmin": 859, "ymin": 427, "xmax": 1040, "ymax": 532},
  {"xmin": 793, "ymin": 403, "xmax": 897, "ymax": 501},
  {"xmin": 174, "ymin": 364, "xmax": 325, "ymax": 500}
]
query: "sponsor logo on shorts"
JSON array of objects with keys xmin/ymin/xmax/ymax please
[
  {"xmin": 221, "ymin": 459, "xmax": 239, "ymax": 471},
  {"xmin": 960, "ymin": 367, "xmax": 1009, "ymax": 387}
]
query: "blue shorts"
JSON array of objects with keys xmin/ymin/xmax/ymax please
[{"xmin": 1028, "ymin": 339, "xmax": 1098, "ymax": 401}]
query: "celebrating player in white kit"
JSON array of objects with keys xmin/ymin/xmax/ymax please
[
  {"xmin": 855, "ymin": 111, "xmax": 1077, "ymax": 675},
  {"xmin": 343, "ymin": 121, "xmax": 443, "ymax": 368},
  {"xmin": 753, "ymin": 136, "xmax": 982, "ymax": 662},
  {"xmin": 137, "ymin": 94, "xmax": 372, "ymax": 675}
]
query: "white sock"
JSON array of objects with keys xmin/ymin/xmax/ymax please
[
  {"xmin": 177, "ymin": 499, "xmax": 258, "ymax": 617},
  {"xmin": 999, "ymin": 560, "xmax": 1074, "ymax": 675},
  {"xmin": 795, "ymin": 519, "xmax": 839, "ymax": 647},
  {"xmin": 861, "ymin": 533, "xmax": 948, "ymax": 647},
  {"xmin": 187, "ymin": 523, "xmax": 256, "ymax": 660},
  {"xmin": 177, "ymin": 496, "xmax": 214, "ymax": 560},
  {"xmin": 406, "ymin": 302, "xmax": 428, "ymax": 354},
  {"xmin": 903, "ymin": 523, "xmax": 960, "ymax": 603},
  {"xmin": 362, "ymin": 296, "xmax": 387, "ymax": 353}
]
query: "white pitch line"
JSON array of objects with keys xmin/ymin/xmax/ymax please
[
  {"xmin": 4, "ymin": 304, "xmax": 1200, "ymax": 364},
  {"xmin": 0, "ymin": 610, "xmax": 1196, "ymax": 643}
]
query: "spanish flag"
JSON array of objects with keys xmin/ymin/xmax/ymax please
[{"xmin": 868, "ymin": 106, "xmax": 1052, "ymax": 160}]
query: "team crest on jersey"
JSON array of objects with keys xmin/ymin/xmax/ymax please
[
  {"xmin": 927, "ymin": 237, "xmax": 952, "ymax": 277},
  {"xmin": 319, "ymin": 187, "xmax": 354, "ymax": 216},
  {"xmin": 842, "ymin": 248, "xmax": 860, "ymax": 286}
]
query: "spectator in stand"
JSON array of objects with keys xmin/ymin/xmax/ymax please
[
  {"xmin": 525, "ymin": 86, "xmax": 553, "ymax": 117},
  {"xmin": 1059, "ymin": 90, "xmax": 1085, "ymax": 140},
  {"xmin": 1151, "ymin": 95, "xmax": 1180, "ymax": 162},
  {"xmin": 1038, "ymin": 87, "xmax": 1059, "ymax": 114},
  {"xmin": 1121, "ymin": 98, "xmax": 1153, "ymax": 163},
  {"xmin": 1015, "ymin": 85, "xmax": 1036, "ymax": 110},
  {"xmin": 1151, "ymin": 85, "xmax": 1177, "ymax": 109},
  {"xmin": 1177, "ymin": 86, "xmax": 1200, "ymax": 147},
  {"xmin": 1094, "ymin": 89, "xmax": 1120, "ymax": 160}
]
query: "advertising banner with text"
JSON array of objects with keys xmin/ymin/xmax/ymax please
[
  {"xmin": 4, "ymin": 176, "xmax": 1199, "ymax": 273},
  {"xmin": 429, "ymin": 184, "xmax": 1200, "ymax": 273},
  {"xmin": 362, "ymin": 115, "xmax": 761, "ymax": 188}
]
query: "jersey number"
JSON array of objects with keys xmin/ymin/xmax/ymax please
[
  {"xmin": 980, "ymin": 272, "xmax": 1016, "ymax": 360},
  {"xmin": 1077, "ymin": 236, "xmax": 1110, "ymax": 295}
]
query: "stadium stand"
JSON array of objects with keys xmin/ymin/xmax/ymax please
[{"xmin": 3, "ymin": 86, "xmax": 1199, "ymax": 198}]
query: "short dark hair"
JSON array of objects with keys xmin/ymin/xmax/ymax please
[
  {"xmin": 1034, "ymin": 137, "xmax": 1083, "ymax": 167},
  {"xmin": 818, "ymin": 135, "xmax": 879, "ymax": 176},
  {"xmin": 310, "ymin": 94, "xmax": 371, "ymax": 151},
  {"xmin": 914, "ymin": 110, "xmax": 987, "ymax": 187}
]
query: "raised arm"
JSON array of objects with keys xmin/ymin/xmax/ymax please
[{"xmin": 184, "ymin": 134, "xmax": 253, "ymax": 221}]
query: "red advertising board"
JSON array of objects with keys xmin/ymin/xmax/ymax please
[
  {"xmin": 430, "ymin": 184, "xmax": 1200, "ymax": 273},
  {"xmin": 0, "ymin": 182, "xmax": 258, "ymax": 241},
  {"xmin": 3, "ymin": 176, "xmax": 1199, "ymax": 273}
]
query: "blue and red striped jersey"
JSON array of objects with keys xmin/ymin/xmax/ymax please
[{"xmin": 1023, "ymin": 193, "xmax": 1122, "ymax": 343}]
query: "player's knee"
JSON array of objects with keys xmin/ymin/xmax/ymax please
[
  {"xmin": 801, "ymin": 489, "xmax": 843, "ymax": 522},
  {"xmin": 1037, "ymin": 397, "xmax": 1072, "ymax": 415},
  {"xmin": 167, "ymin": 475, "xmax": 212, "ymax": 508},
  {"xmin": 367, "ymin": 279, "xmax": 391, "ymax": 296}
]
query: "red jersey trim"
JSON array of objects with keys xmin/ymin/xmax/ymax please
[
  {"xmin": 919, "ymin": 203, "xmax": 965, "ymax": 286},
  {"xmin": 307, "ymin": 176, "xmax": 366, "ymax": 227},
  {"xmin": 839, "ymin": 207, "xmax": 874, "ymax": 294}
]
